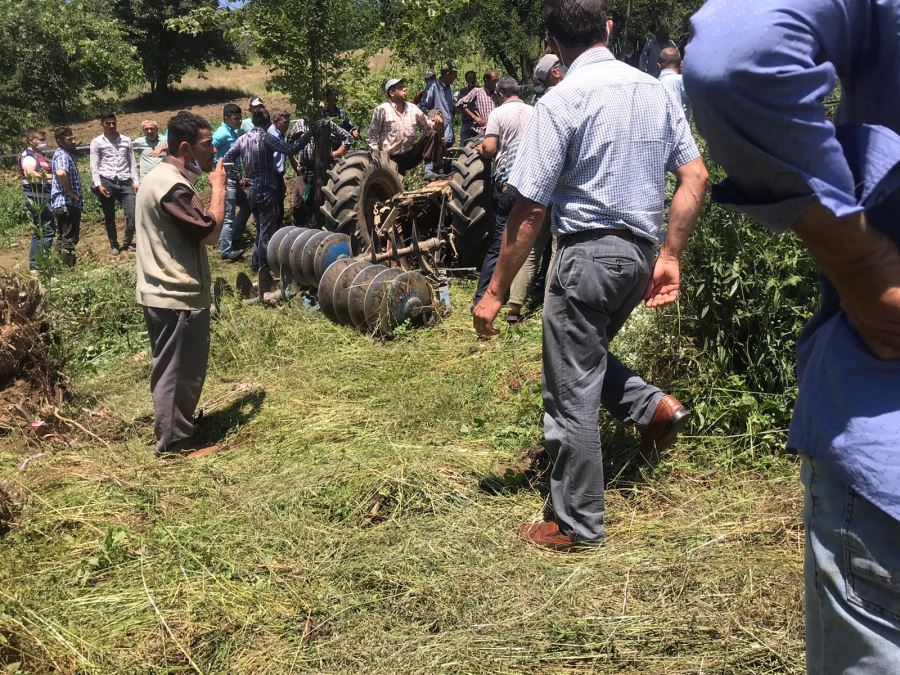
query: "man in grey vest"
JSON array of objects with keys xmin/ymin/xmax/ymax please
[{"xmin": 135, "ymin": 111, "xmax": 226, "ymax": 457}]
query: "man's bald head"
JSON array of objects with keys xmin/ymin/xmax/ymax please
[{"xmin": 658, "ymin": 46, "xmax": 682, "ymax": 72}]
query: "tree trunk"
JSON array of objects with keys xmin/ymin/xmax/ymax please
[{"xmin": 155, "ymin": 69, "xmax": 169, "ymax": 97}]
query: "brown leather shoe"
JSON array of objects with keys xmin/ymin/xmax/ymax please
[
  {"xmin": 517, "ymin": 521, "xmax": 601, "ymax": 551},
  {"xmin": 640, "ymin": 394, "xmax": 690, "ymax": 455}
]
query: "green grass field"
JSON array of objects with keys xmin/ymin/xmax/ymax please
[{"xmin": 0, "ymin": 255, "xmax": 805, "ymax": 673}]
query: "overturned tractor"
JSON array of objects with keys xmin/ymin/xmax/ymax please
[{"xmin": 235, "ymin": 144, "xmax": 494, "ymax": 336}]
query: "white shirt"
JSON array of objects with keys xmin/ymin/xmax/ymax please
[
  {"xmin": 89, "ymin": 133, "xmax": 138, "ymax": 186},
  {"xmin": 484, "ymin": 99, "xmax": 533, "ymax": 183},
  {"xmin": 659, "ymin": 69, "xmax": 692, "ymax": 123}
]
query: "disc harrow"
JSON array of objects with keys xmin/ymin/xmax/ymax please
[{"xmin": 236, "ymin": 225, "xmax": 439, "ymax": 337}]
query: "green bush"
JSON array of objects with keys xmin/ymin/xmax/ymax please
[
  {"xmin": 659, "ymin": 161, "xmax": 820, "ymax": 443},
  {"xmin": 0, "ymin": 178, "xmax": 29, "ymax": 246},
  {"xmin": 45, "ymin": 263, "xmax": 147, "ymax": 373}
]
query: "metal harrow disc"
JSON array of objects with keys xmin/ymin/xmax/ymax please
[
  {"xmin": 317, "ymin": 257, "xmax": 356, "ymax": 322},
  {"xmin": 361, "ymin": 268, "xmax": 403, "ymax": 334},
  {"xmin": 347, "ymin": 263, "xmax": 389, "ymax": 330},
  {"xmin": 235, "ymin": 271, "xmax": 254, "ymax": 300},
  {"xmin": 332, "ymin": 260, "xmax": 374, "ymax": 326},
  {"xmin": 377, "ymin": 270, "xmax": 437, "ymax": 335},
  {"xmin": 277, "ymin": 228, "xmax": 305, "ymax": 285},
  {"xmin": 312, "ymin": 233, "xmax": 353, "ymax": 284},
  {"xmin": 289, "ymin": 228, "xmax": 319, "ymax": 285},
  {"xmin": 266, "ymin": 226, "xmax": 298, "ymax": 271},
  {"xmin": 300, "ymin": 231, "xmax": 330, "ymax": 291}
]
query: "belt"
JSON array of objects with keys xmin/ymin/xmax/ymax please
[
  {"xmin": 101, "ymin": 176, "xmax": 132, "ymax": 184},
  {"xmin": 558, "ymin": 227, "xmax": 648, "ymax": 246}
]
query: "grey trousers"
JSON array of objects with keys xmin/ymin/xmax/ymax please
[
  {"xmin": 143, "ymin": 306, "xmax": 210, "ymax": 454},
  {"xmin": 542, "ymin": 230, "xmax": 664, "ymax": 542}
]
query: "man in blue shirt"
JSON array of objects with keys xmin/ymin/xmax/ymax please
[
  {"xmin": 421, "ymin": 63, "xmax": 457, "ymax": 148},
  {"xmin": 685, "ymin": 2, "xmax": 900, "ymax": 670},
  {"xmin": 212, "ymin": 103, "xmax": 249, "ymax": 261},
  {"xmin": 267, "ymin": 110, "xmax": 300, "ymax": 228},
  {"xmin": 473, "ymin": 0, "xmax": 708, "ymax": 550}
]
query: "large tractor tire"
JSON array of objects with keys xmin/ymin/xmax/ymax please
[
  {"xmin": 320, "ymin": 150, "xmax": 404, "ymax": 253},
  {"xmin": 448, "ymin": 144, "xmax": 493, "ymax": 269}
]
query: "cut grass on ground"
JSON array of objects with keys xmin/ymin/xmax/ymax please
[{"xmin": 0, "ymin": 256, "xmax": 805, "ymax": 673}]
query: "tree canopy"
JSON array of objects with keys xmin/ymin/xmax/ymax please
[{"xmin": 112, "ymin": 0, "xmax": 247, "ymax": 95}]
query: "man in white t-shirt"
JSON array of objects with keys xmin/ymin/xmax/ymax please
[{"xmin": 471, "ymin": 76, "xmax": 535, "ymax": 309}]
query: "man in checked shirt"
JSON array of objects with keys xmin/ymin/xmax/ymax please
[
  {"xmin": 224, "ymin": 107, "xmax": 312, "ymax": 273},
  {"xmin": 473, "ymin": 0, "xmax": 708, "ymax": 550}
]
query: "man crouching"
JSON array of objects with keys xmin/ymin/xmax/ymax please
[{"xmin": 135, "ymin": 111, "xmax": 226, "ymax": 457}]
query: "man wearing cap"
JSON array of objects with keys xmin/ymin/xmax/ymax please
[
  {"xmin": 241, "ymin": 96, "xmax": 265, "ymax": 133},
  {"xmin": 132, "ymin": 120, "xmax": 168, "ymax": 180},
  {"xmin": 413, "ymin": 71, "xmax": 435, "ymax": 106},
  {"xmin": 367, "ymin": 78, "xmax": 444, "ymax": 179},
  {"xmin": 456, "ymin": 71, "xmax": 501, "ymax": 142},
  {"xmin": 421, "ymin": 63, "xmax": 457, "ymax": 147},
  {"xmin": 534, "ymin": 54, "xmax": 567, "ymax": 95}
]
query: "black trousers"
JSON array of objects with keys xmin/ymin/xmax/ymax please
[
  {"xmin": 473, "ymin": 183, "xmax": 517, "ymax": 306},
  {"xmin": 248, "ymin": 185, "xmax": 281, "ymax": 272},
  {"xmin": 52, "ymin": 205, "xmax": 82, "ymax": 267},
  {"xmin": 96, "ymin": 178, "xmax": 135, "ymax": 248},
  {"xmin": 390, "ymin": 130, "xmax": 444, "ymax": 174}
]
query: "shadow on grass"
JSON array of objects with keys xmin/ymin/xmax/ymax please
[
  {"xmin": 195, "ymin": 388, "xmax": 266, "ymax": 446},
  {"xmin": 122, "ymin": 86, "xmax": 252, "ymax": 114}
]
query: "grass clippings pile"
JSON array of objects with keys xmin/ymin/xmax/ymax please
[
  {"xmin": 0, "ymin": 275, "xmax": 66, "ymax": 431},
  {"xmin": 0, "ymin": 257, "xmax": 806, "ymax": 673}
]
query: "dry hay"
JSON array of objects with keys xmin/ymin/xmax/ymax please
[{"xmin": 0, "ymin": 275, "xmax": 66, "ymax": 430}]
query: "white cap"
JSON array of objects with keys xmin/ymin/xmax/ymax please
[
  {"xmin": 534, "ymin": 54, "xmax": 561, "ymax": 83},
  {"xmin": 248, "ymin": 96, "xmax": 264, "ymax": 108},
  {"xmin": 384, "ymin": 78, "xmax": 405, "ymax": 94}
]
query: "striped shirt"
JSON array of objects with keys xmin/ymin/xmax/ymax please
[
  {"xmin": 457, "ymin": 86, "xmax": 501, "ymax": 137},
  {"xmin": 50, "ymin": 148, "xmax": 82, "ymax": 210},
  {"xmin": 508, "ymin": 47, "xmax": 699, "ymax": 243}
]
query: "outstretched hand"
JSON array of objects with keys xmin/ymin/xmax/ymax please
[{"xmin": 645, "ymin": 254, "xmax": 681, "ymax": 308}]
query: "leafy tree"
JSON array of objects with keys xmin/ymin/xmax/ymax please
[
  {"xmin": 241, "ymin": 0, "xmax": 373, "ymax": 113},
  {"xmin": 112, "ymin": 0, "xmax": 246, "ymax": 95},
  {"xmin": 0, "ymin": 0, "xmax": 141, "ymax": 150}
]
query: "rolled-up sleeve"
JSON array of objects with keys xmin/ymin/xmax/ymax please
[
  {"xmin": 507, "ymin": 96, "xmax": 573, "ymax": 206},
  {"xmin": 161, "ymin": 185, "xmax": 215, "ymax": 239},
  {"xmin": 683, "ymin": 0, "xmax": 900, "ymax": 231}
]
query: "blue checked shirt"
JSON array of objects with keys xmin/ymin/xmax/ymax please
[
  {"xmin": 685, "ymin": 0, "xmax": 900, "ymax": 520},
  {"xmin": 508, "ymin": 47, "xmax": 699, "ymax": 243},
  {"xmin": 421, "ymin": 79, "xmax": 456, "ymax": 145},
  {"xmin": 50, "ymin": 148, "xmax": 82, "ymax": 210},
  {"xmin": 223, "ymin": 127, "xmax": 309, "ymax": 194}
]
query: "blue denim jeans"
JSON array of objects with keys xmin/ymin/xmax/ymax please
[
  {"xmin": 802, "ymin": 455, "xmax": 900, "ymax": 674},
  {"xmin": 25, "ymin": 198, "xmax": 55, "ymax": 270},
  {"xmin": 220, "ymin": 175, "xmax": 251, "ymax": 256}
]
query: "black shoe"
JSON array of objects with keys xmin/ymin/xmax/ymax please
[
  {"xmin": 221, "ymin": 249, "xmax": 245, "ymax": 262},
  {"xmin": 111, "ymin": 246, "xmax": 121, "ymax": 257},
  {"xmin": 126, "ymin": 243, "xmax": 137, "ymax": 252}
]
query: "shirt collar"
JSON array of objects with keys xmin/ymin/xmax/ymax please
[
  {"xmin": 568, "ymin": 46, "xmax": 615, "ymax": 74},
  {"xmin": 163, "ymin": 156, "xmax": 200, "ymax": 185},
  {"xmin": 659, "ymin": 69, "xmax": 678, "ymax": 79}
]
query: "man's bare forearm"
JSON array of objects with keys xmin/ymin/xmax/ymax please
[
  {"xmin": 661, "ymin": 157, "xmax": 707, "ymax": 260},
  {"xmin": 202, "ymin": 185, "xmax": 226, "ymax": 245},
  {"xmin": 486, "ymin": 197, "xmax": 547, "ymax": 298}
]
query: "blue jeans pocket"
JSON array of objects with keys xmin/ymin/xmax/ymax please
[{"xmin": 843, "ymin": 490, "xmax": 900, "ymax": 621}]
